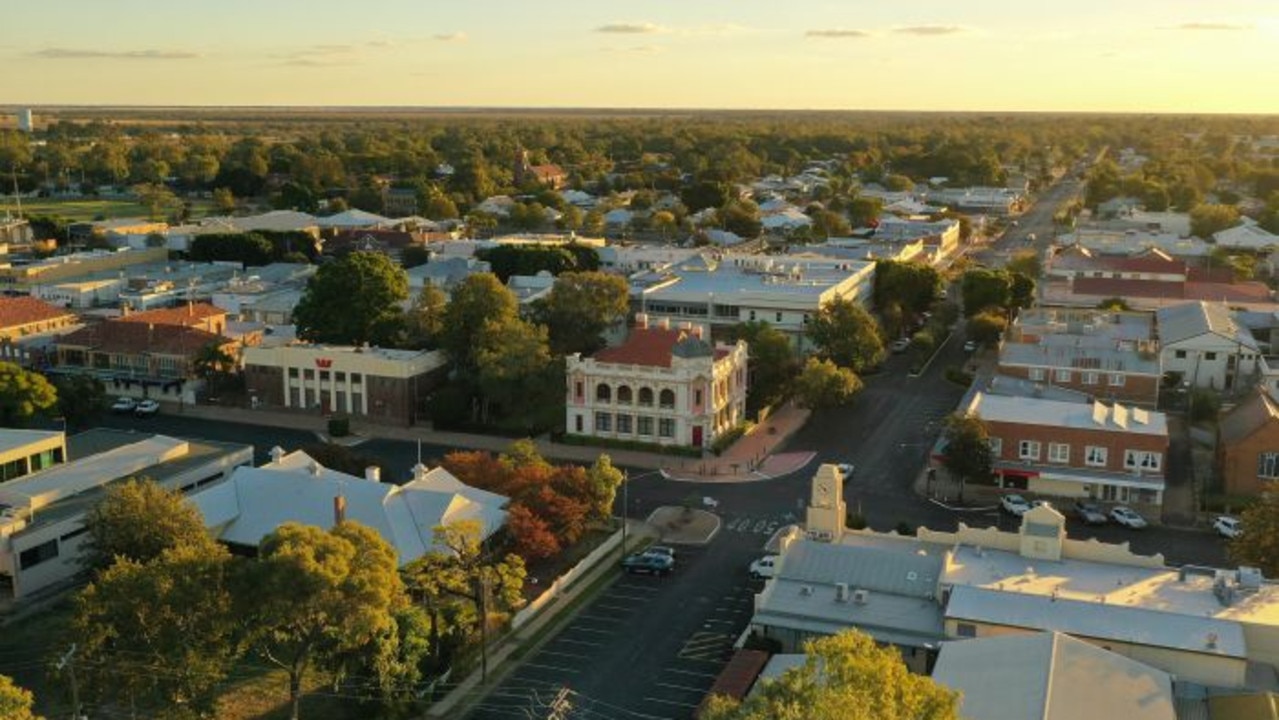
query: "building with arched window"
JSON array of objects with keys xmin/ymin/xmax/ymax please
[{"xmin": 565, "ymin": 314, "xmax": 748, "ymax": 449}]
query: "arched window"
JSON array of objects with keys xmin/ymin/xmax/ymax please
[
  {"xmin": 617, "ymin": 385, "xmax": 633, "ymax": 405},
  {"xmin": 638, "ymin": 387, "xmax": 655, "ymax": 407},
  {"xmin": 659, "ymin": 389, "xmax": 676, "ymax": 409},
  {"xmin": 596, "ymin": 384, "xmax": 612, "ymax": 403}
]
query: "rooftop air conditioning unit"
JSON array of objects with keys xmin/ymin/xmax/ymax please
[
  {"xmin": 800, "ymin": 585, "xmax": 814, "ymax": 597},
  {"xmin": 853, "ymin": 589, "xmax": 870, "ymax": 605},
  {"xmin": 836, "ymin": 583, "xmax": 850, "ymax": 603}
]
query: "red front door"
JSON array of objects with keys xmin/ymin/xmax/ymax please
[{"xmin": 692, "ymin": 426, "xmax": 703, "ymax": 447}]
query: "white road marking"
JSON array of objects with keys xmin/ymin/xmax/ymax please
[
  {"xmin": 662, "ymin": 667, "xmax": 719, "ymax": 680},
  {"xmin": 519, "ymin": 661, "xmax": 582, "ymax": 674},
  {"xmin": 644, "ymin": 697, "xmax": 700, "ymax": 710},
  {"xmin": 654, "ymin": 681, "xmax": 711, "ymax": 694},
  {"xmin": 551, "ymin": 637, "xmax": 603, "ymax": 648},
  {"xmin": 535, "ymin": 649, "xmax": 591, "ymax": 661}
]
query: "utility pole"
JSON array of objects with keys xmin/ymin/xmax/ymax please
[
  {"xmin": 621, "ymin": 469, "xmax": 629, "ymax": 554},
  {"xmin": 55, "ymin": 643, "xmax": 81, "ymax": 720}
]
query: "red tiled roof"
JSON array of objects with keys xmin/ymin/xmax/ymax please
[
  {"xmin": 1185, "ymin": 281, "xmax": 1274, "ymax": 303},
  {"xmin": 58, "ymin": 321, "xmax": 228, "ymax": 357},
  {"xmin": 117, "ymin": 303, "xmax": 225, "ymax": 328},
  {"xmin": 0, "ymin": 297, "xmax": 76, "ymax": 330},
  {"xmin": 531, "ymin": 164, "xmax": 565, "ymax": 180},
  {"xmin": 593, "ymin": 327, "xmax": 687, "ymax": 368},
  {"xmin": 1186, "ymin": 266, "xmax": 1236, "ymax": 283},
  {"xmin": 1071, "ymin": 278, "xmax": 1186, "ymax": 299}
]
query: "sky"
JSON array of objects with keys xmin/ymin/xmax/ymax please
[{"xmin": 3, "ymin": 0, "xmax": 1279, "ymax": 113}]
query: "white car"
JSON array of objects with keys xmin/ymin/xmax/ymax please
[
  {"xmin": 111, "ymin": 397, "xmax": 137, "ymax": 413},
  {"xmin": 1001, "ymin": 494, "xmax": 1032, "ymax": 516},
  {"xmin": 890, "ymin": 338, "xmax": 911, "ymax": 354},
  {"xmin": 1110, "ymin": 506, "xmax": 1148, "ymax": 529},
  {"xmin": 134, "ymin": 399, "xmax": 161, "ymax": 417},
  {"xmin": 1213, "ymin": 516, "xmax": 1243, "ymax": 539},
  {"xmin": 749, "ymin": 555, "xmax": 779, "ymax": 580},
  {"xmin": 963, "ymin": 340, "xmax": 978, "ymax": 353}
]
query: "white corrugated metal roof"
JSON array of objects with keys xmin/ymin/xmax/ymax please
[{"xmin": 969, "ymin": 392, "xmax": 1168, "ymax": 436}]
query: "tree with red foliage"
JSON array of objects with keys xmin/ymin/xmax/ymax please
[{"xmin": 505, "ymin": 504, "xmax": 561, "ymax": 560}]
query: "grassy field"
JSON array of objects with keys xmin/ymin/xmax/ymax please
[{"xmin": 3, "ymin": 197, "xmax": 218, "ymax": 223}]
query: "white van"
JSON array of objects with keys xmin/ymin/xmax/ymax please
[{"xmin": 749, "ymin": 555, "xmax": 779, "ymax": 580}]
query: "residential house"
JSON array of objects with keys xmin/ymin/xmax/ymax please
[
  {"xmin": 1215, "ymin": 219, "xmax": 1279, "ymax": 251},
  {"xmin": 1217, "ymin": 388, "xmax": 1279, "ymax": 497},
  {"xmin": 565, "ymin": 315, "xmax": 748, "ymax": 449},
  {"xmin": 189, "ymin": 447, "xmax": 507, "ymax": 566},
  {"xmin": 997, "ymin": 308, "xmax": 1162, "ymax": 406},
  {"xmin": 513, "ymin": 149, "xmax": 567, "ymax": 189},
  {"xmin": 314, "ymin": 209, "xmax": 393, "ymax": 231},
  {"xmin": 931, "ymin": 632, "xmax": 1176, "ymax": 720},
  {"xmin": 0, "ymin": 297, "xmax": 79, "ymax": 341},
  {"xmin": 322, "ymin": 228, "xmax": 426, "ymax": 262},
  {"xmin": 950, "ymin": 391, "xmax": 1169, "ymax": 508},
  {"xmin": 405, "ymin": 256, "xmax": 493, "ymax": 293},
  {"xmin": 1058, "ymin": 230, "xmax": 1212, "ymax": 260},
  {"xmin": 243, "ymin": 343, "xmax": 447, "ymax": 425},
  {"xmin": 1043, "ymin": 247, "xmax": 1276, "ymax": 311},
  {"xmin": 0, "ymin": 429, "xmax": 251, "ymax": 599},
  {"xmin": 1158, "ymin": 301, "xmax": 1266, "ymax": 391}
]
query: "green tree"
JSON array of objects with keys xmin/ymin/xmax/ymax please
[
  {"xmin": 1006, "ymin": 250, "xmax": 1041, "ymax": 280},
  {"xmin": 960, "ymin": 268, "xmax": 1012, "ymax": 317},
  {"xmin": 651, "ymin": 210, "xmax": 677, "ymax": 240},
  {"xmin": 702, "ymin": 629, "xmax": 958, "ymax": 720},
  {"xmin": 1228, "ymin": 493, "xmax": 1279, "ymax": 578},
  {"xmin": 0, "ymin": 362, "xmax": 56, "ymax": 427},
  {"xmin": 941, "ymin": 413, "xmax": 993, "ymax": 501},
  {"xmin": 248, "ymin": 522, "xmax": 409, "ymax": 720},
  {"xmin": 1097, "ymin": 297, "xmax": 1131, "ymax": 311},
  {"xmin": 1008, "ymin": 271, "xmax": 1036, "ymax": 310},
  {"xmin": 873, "ymin": 260, "xmax": 942, "ymax": 316},
  {"xmin": 425, "ymin": 194, "xmax": 459, "ymax": 220},
  {"xmin": 0, "ymin": 674, "xmax": 39, "ymax": 720},
  {"xmin": 732, "ymin": 321, "xmax": 798, "ymax": 411},
  {"xmin": 965, "ymin": 311, "xmax": 1008, "ymax": 347},
  {"xmin": 404, "ymin": 283, "xmax": 448, "ymax": 350},
  {"xmin": 82, "ymin": 477, "xmax": 219, "ymax": 571},
  {"xmin": 441, "ymin": 273, "xmax": 519, "ymax": 374},
  {"xmin": 881, "ymin": 173, "xmax": 915, "ymax": 192},
  {"xmin": 1190, "ymin": 203, "xmax": 1240, "ymax": 239},
  {"xmin": 585, "ymin": 454, "xmax": 624, "ymax": 524},
  {"xmin": 539, "ymin": 271, "xmax": 630, "ymax": 355},
  {"xmin": 212, "ymin": 187, "xmax": 236, "ymax": 214},
  {"xmin": 793, "ymin": 358, "xmax": 864, "ymax": 410},
  {"xmin": 50, "ymin": 373, "xmax": 106, "ymax": 431},
  {"xmin": 401, "ymin": 244, "xmax": 431, "ymax": 269},
  {"xmin": 474, "ymin": 316, "xmax": 556, "ymax": 421},
  {"xmin": 847, "ymin": 196, "xmax": 883, "ymax": 228},
  {"xmin": 73, "ymin": 544, "xmax": 238, "ymax": 717},
  {"xmin": 807, "ymin": 298, "xmax": 885, "ymax": 372},
  {"xmin": 294, "ymin": 251, "xmax": 409, "ymax": 346},
  {"xmin": 133, "ymin": 182, "xmax": 179, "ymax": 221}
]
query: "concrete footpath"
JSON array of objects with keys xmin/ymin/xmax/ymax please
[{"xmin": 174, "ymin": 400, "xmax": 813, "ymax": 483}]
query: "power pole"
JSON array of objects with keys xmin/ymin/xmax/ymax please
[{"xmin": 55, "ymin": 643, "xmax": 81, "ymax": 720}]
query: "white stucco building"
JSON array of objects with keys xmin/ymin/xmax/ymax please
[
  {"xmin": 565, "ymin": 315, "xmax": 748, "ymax": 449},
  {"xmin": 1157, "ymin": 301, "xmax": 1267, "ymax": 391}
]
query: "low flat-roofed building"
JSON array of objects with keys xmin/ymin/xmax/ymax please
[
  {"xmin": 190, "ymin": 448, "xmax": 507, "ymax": 566},
  {"xmin": 0, "ymin": 430, "xmax": 66, "ymax": 483},
  {"xmin": 244, "ymin": 343, "xmax": 447, "ymax": 425},
  {"xmin": 932, "ymin": 632, "xmax": 1176, "ymax": 720},
  {"xmin": 0, "ymin": 429, "xmax": 251, "ymax": 600},
  {"xmin": 0, "ymin": 247, "xmax": 169, "ymax": 293}
]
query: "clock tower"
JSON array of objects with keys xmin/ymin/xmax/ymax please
[{"xmin": 805, "ymin": 464, "xmax": 846, "ymax": 542}]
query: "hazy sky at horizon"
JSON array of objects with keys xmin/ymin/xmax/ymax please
[{"xmin": 4, "ymin": 0, "xmax": 1279, "ymax": 113}]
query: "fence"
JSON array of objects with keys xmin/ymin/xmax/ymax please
[{"xmin": 509, "ymin": 525, "xmax": 626, "ymax": 631}]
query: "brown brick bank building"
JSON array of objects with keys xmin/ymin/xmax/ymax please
[{"xmin": 244, "ymin": 344, "xmax": 448, "ymax": 426}]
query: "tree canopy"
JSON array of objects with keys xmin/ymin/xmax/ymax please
[
  {"xmin": 537, "ymin": 271, "xmax": 631, "ymax": 355},
  {"xmin": 0, "ymin": 363, "xmax": 57, "ymax": 428},
  {"xmin": 293, "ymin": 251, "xmax": 409, "ymax": 346},
  {"xmin": 441, "ymin": 273, "xmax": 519, "ymax": 374},
  {"xmin": 732, "ymin": 321, "xmax": 798, "ymax": 412},
  {"xmin": 873, "ymin": 260, "xmax": 942, "ymax": 317},
  {"xmin": 82, "ymin": 477, "xmax": 219, "ymax": 571},
  {"xmin": 794, "ymin": 358, "xmax": 863, "ymax": 410},
  {"xmin": 806, "ymin": 298, "xmax": 885, "ymax": 372},
  {"xmin": 0, "ymin": 674, "xmax": 39, "ymax": 720},
  {"xmin": 1229, "ymin": 493, "xmax": 1279, "ymax": 578},
  {"xmin": 941, "ymin": 413, "xmax": 993, "ymax": 497}
]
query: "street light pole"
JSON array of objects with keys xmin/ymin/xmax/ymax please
[{"xmin": 621, "ymin": 470, "xmax": 629, "ymax": 553}]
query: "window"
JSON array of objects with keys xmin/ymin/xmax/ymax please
[
  {"xmin": 617, "ymin": 385, "xmax": 633, "ymax": 405},
  {"xmin": 1082, "ymin": 371, "xmax": 1098, "ymax": 385},
  {"xmin": 1259, "ymin": 452, "xmax": 1279, "ymax": 480},
  {"xmin": 695, "ymin": 389, "xmax": 702, "ymax": 406},
  {"xmin": 637, "ymin": 416, "xmax": 654, "ymax": 436},
  {"xmin": 575, "ymin": 414, "xmax": 583, "ymax": 433},
  {"xmin": 575, "ymin": 381, "xmax": 583, "ymax": 400},
  {"xmin": 616, "ymin": 414, "xmax": 633, "ymax": 434},
  {"xmin": 659, "ymin": 389, "xmax": 676, "ymax": 409},
  {"xmin": 1205, "ymin": 352, "xmax": 1217, "ymax": 361},
  {"xmin": 1085, "ymin": 446, "xmax": 1108, "ymax": 467},
  {"xmin": 288, "ymin": 367, "xmax": 298, "ymax": 378},
  {"xmin": 319, "ymin": 371, "xmax": 330, "ymax": 381},
  {"xmin": 638, "ymin": 387, "xmax": 654, "ymax": 407},
  {"xmin": 956, "ymin": 623, "xmax": 978, "ymax": 638},
  {"xmin": 1048, "ymin": 443, "xmax": 1070, "ymax": 463},
  {"xmin": 350, "ymin": 373, "xmax": 362, "ymax": 384},
  {"xmin": 336, "ymin": 371, "xmax": 346, "ymax": 382},
  {"xmin": 1028, "ymin": 368, "xmax": 1045, "ymax": 381},
  {"xmin": 1124, "ymin": 450, "xmax": 1161, "ymax": 472},
  {"xmin": 1018, "ymin": 440, "xmax": 1041, "ymax": 461},
  {"xmin": 303, "ymin": 368, "xmax": 314, "ymax": 380},
  {"xmin": 988, "ymin": 437, "xmax": 1002, "ymax": 457},
  {"xmin": 658, "ymin": 418, "xmax": 675, "ymax": 438},
  {"xmin": 1109, "ymin": 374, "xmax": 1125, "ymax": 387},
  {"xmin": 18, "ymin": 539, "xmax": 58, "ymax": 570},
  {"xmin": 595, "ymin": 412, "xmax": 612, "ymax": 432},
  {"xmin": 749, "ymin": 310, "xmax": 756, "ymax": 321},
  {"xmin": 1055, "ymin": 369, "xmax": 1072, "ymax": 383},
  {"xmin": 596, "ymin": 384, "xmax": 612, "ymax": 403},
  {"xmin": 775, "ymin": 312, "xmax": 783, "ymax": 322},
  {"xmin": 1174, "ymin": 350, "xmax": 1187, "ymax": 359},
  {"xmin": 60, "ymin": 526, "xmax": 89, "ymax": 543}
]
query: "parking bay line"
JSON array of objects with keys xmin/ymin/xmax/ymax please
[
  {"xmin": 592, "ymin": 602, "xmax": 636, "ymax": 613},
  {"xmin": 534, "ymin": 649, "xmax": 592, "ymax": 662},
  {"xmin": 644, "ymin": 696, "xmax": 701, "ymax": 710},
  {"xmin": 550, "ymin": 637, "xmax": 603, "ymax": 648},
  {"xmin": 654, "ymin": 681, "xmax": 712, "ymax": 695},
  {"xmin": 515, "ymin": 661, "xmax": 582, "ymax": 674},
  {"xmin": 662, "ymin": 667, "xmax": 719, "ymax": 680},
  {"xmin": 562, "ymin": 626, "xmax": 615, "ymax": 635}
]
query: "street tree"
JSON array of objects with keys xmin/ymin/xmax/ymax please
[
  {"xmin": 1006, "ymin": 250, "xmax": 1042, "ymax": 280},
  {"xmin": 847, "ymin": 196, "xmax": 883, "ymax": 229},
  {"xmin": 793, "ymin": 358, "xmax": 863, "ymax": 410},
  {"xmin": 51, "ymin": 373, "xmax": 106, "ymax": 431},
  {"xmin": 248, "ymin": 522, "xmax": 409, "ymax": 720},
  {"xmin": 701, "ymin": 629, "xmax": 958, "ymax": 720},
  {"xmin": 133, "ymin": 182, "xmax": 180, "ymax": 221},
  {"xmin": 441, "ymin": 273, "xmax": 519, "ymax": 374},
  {"xmin": 873, "ymin": 260, "xmax": 942, "ymax": 316},
  {"xmin": 294, "ymin": 251, "xmax": 408, "ymax": 347},
  {"xmin": 474, "ymin": 316, "xmax": 556, "ymax": 421},
  {"xmin": 941, "ymin": 413, "xmax": 993, "ymax": 502},
  {"xmin": 731, "ymin": 321, "xmax": 798, "ymax": 411},
  {"xmin": 82, "ymin": 477, "xmax": 219, "ymax": 571},
  {"xmin": 0, "ymin": 674, "xmax": 39, "ymax": 720},
  {"xmin": 73, "ymin": 544, "xmax": 239, "ymax": 717},
  {"xmin": 1190, "ymin": 203, "xmax": 1241, "ymax": 239},
  {"xmin": 807, "ymin": 298, "xmax": 885, "ymax": 372},
  {"xmin": 212, "ymin": 187, "xmax": 236, "ymax": 214},
  {"xmin": 0, "ymin": 362, "xmax": 57, "ymax": 427},
  {"xmin": 403, "ymin": 283, "xmax": 448, "ymax": 350},
  {"xmin": 965, "ymin": 311, "xmax": 1008, "ymax": 347},
  {"xmin": 960, "ymin": 268, "xmax": 1012, "ymax": 316},
  {"xmin": 1008, "ymin": 271, "xmax": 1036, "ymax": 310},
  {"xmin": 538, "ymin": 271, "xmax": 630, "ymax": 355},
  {"xmin": 192, "ymin": 341, "xmax": 238, "ymax": 395},
  {"xmin": 585, "ymin": 454, "xmax": 624, "ymax": 524},
  {"xmin": 651, "ymin": 210, "xmax": 677, "ymax": 239},
  {"xmin": 1228, "ymin": 493, "xmax": 1279, "ymax": 578}
]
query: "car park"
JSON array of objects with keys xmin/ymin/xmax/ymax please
[
  {"xmin": 1213, "ymin": 516, "xmax": 1243, "ymax": 539},
  {"xmin": 1110, "ymin": 506, "xmax": 1148, "ymax": 529},
  {"xmin": 134, "ymin": 399, "xmax": 160, "ymax": 417},
  {"xmin": 111, "ymin": 397, "xmax": 137, "ymax": 413},
  {"xmin": 1000, "ymin": 494, "xmax": 1032, "ymax": 516},
  {"xmin": 622, "ymin": 551, "xmax": 674, "ymax": 576},
  {"xmin": 749, "ymin": 555, "xmax": 779, "ymax": 580},
  {"xmin": 1073, "ymin": 500, "xmax": 1108, "ymax": 525}
]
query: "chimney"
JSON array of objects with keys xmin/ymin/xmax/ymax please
[
  {"xmin": 411, "ymin": 462, "xmax": 430, "ymax": 483},
  {"xmin": 187, "ymin": 299, "xmax": 194, "ymax": 316},
  {"xmin": 365, "ymin": 466, "xmax": 381, "ymax": 483},
  {"xmin": 268, "ymin": 446, "xmax": 285, "ymax": 465},
  {"xmin": 120, "ymin": 303, "xmax": 131, "ymax": 318},
  {"xmin": 308, "ymin": 461, "xmax": 321, "ymax": 477},
  {"xmin": 333, "ymin": 494, "xmax": 346, "ymax": 524},
  {"xmin": 635, "ymin": 312, "xmax": 649, "ymax": 329}
]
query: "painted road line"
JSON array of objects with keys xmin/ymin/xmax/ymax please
[
  {"xmin": 518, "ymin": 661, "xmax": 582, "ymax": 674},
  {"xmin": 563, "ymin": 626, "xmax": 615, "ymax": 635},
  {"xmin": 574, "ymin": 613, "xmax": 624, "ymax": 623},
  {"xmin": 592, "ymin": 602, "xmax": 636, "ymax": 613},
  {"xmin": 550, "ymin": 637, "xmax": 604, "ymax": 648},
  {"xmin": 644, "ymin": 697, "xmax": 701, "ymax": 710},
  {"xmin": 534, "ymin": 649, "xmax": 592, "ymax": 662},
  {"xmin": 654, "ymin": 681, "xmax": 712, "ymax": 694},
  {"xmin": 662, "ymin": 667, "xmax": 720, "ymax": 680}
]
